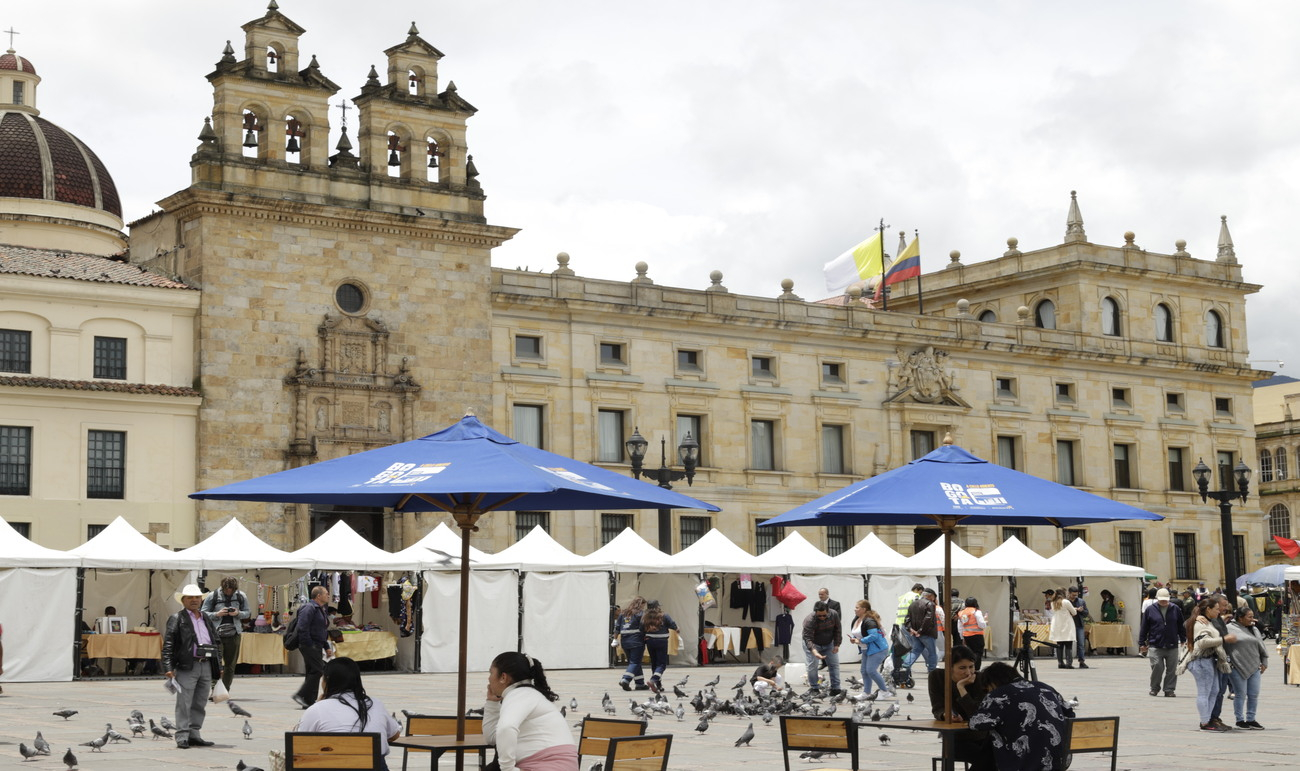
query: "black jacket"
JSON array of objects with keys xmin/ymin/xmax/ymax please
[
  {"xmin": 1138, "ymin": 601, "xmax": 1186, "ymax": 648},
  {"xmin": 162, "ymin": 609, "xmax": 221, "ymax": 676},
  {"xmin": 297, "ymin": 601, "xmax": 330, "ymax": 650}
]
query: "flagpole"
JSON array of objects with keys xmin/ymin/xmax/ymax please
[
  {"xmin": 915, "ymin": 228, "xmax": 924, "ymax": 315},
  {"xmin": 879, "ymin": 218, "xmax": 888, "ymax": 310}
]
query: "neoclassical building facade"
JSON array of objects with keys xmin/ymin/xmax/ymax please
[{"xmin": 1253, "ymin": 376, "xmax": 1299, "ymax": 565}]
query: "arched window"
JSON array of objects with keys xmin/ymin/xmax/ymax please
[
  {"xmin": 266, "ymin": 45, "xmax": 280, "ymax": 73},
  {"xmin": 1205, "ymin": 310, "xmax": 1225, "ymax": 348},
  {"xmin": 386, "ymin": 130, "xmax": 408, "ymax": 178},
  {"xmin": 1268, "ymin": 503, "xmax": 1291, "ymax": 539},
  {"xmin": 1155, "ymin": 303, "xmax": 1174, "ymax": 342},
  {"xmin": 241, "ymin": 109, "xmax": 263, "ymax": 159},
  {"xmin": 1034, "ymin": 300, "xmax": 1056, "ymax": 330},
  {"xmin": 1102, "ymin": 296, "xmax": 1122, "ymax": 336},
  {"xmin": 408, "ymin": 67, "xmax": 424, "ymax": 96},
  {"xmin": 977, "ymin": 310, "xmax": 997, "ymax": 323},
  {"xmin": 284, "ymin": 116, "xmax": 304, "ymax": 165},
  {"xmin": 1276, "ymin": 447, "xmax": 1288, "ymax": 480},
  {"xmin": 425, "ymin": 137, "xmax": 443, "ymax": 183},
  {"xmin": 1259, "ymin": 449, "xmax": 1274, "ymax": 482}
]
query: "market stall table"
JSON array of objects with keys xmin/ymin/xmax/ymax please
[
  {"xmin": 1088, "ymin": 623, "xmax": 1132, "ymax": 652},
  {"xmin": 83, "ymin": 633, "xmax": 161, "ymax": 673},
  {"xmin": 237, "ymin": 633, "xmax": 288, "ymax": 665},
  {"xmin": 334, "ymin": 630, "xmax": 397, "ymax": 662}
]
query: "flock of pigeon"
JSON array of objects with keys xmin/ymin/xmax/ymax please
[{"xmin": 18, "ymin": 701, "xmax": 262, "ymax": 770}]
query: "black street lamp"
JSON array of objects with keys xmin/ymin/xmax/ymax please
[
  {"xmin": 625, "ymin": 427, "xmax": 699, "ymax": 553},
  {"xmin": 1192, "ymin": 458, "xmax": 1251, "ymax": 606}
]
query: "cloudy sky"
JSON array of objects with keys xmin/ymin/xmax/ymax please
[{"xmin": 9, "ymin": 1, "xmax": 1295, "ymax": 371}]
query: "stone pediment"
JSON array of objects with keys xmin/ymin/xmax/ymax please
[{"xmin": 885, "ymin": 346, "xmax": 969, "ymax": 407}]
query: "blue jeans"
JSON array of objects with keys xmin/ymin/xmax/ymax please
[
  {"xmin": 902, "ymin": 635, "xmax": 938, "ymax": 671},
  {"xmin": 1075, "ymin": 625, "xmax": 1087, "ymax": 662},
  {"xmin": 620, "ymin": 642, "xmax": 645, "ymax": 683},
  {"xmin": 1188, "ymin": 657, "xmax": 1220, "ymax": 724},
  {"xmin": 1228, "ymin": 669, "xmax": 1261, "ymax": 722},
  {"xmin": 861, "ymin": 648, "xmax": 890, "ymax": 694},
  {"xmin": 804, "ymin": 642, "xmax": 840, "ymax": 690}
]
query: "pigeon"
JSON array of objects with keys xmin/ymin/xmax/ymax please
[
  {"xmin": 589, "ymin": 763, "xmax": 604, "ymax": 771},
  {"xmin": 1067, "ymin": 696, "xmax": 1080, "ymax": 710},
  {"xmin": 19, "ymin": 743, "xmax": 39, "ymax": 761},
  {"xmin": 694, "ymin": 718, "xmax": 709, "ymax": 734},
  {"xmin": 34, "ymin": 732, "xmax": 51, "ymax": 755},
  {"xmin": 800, "ymin": 750, "xmax": 828, "ymax": 759},
  {"xmin": 881, "ymin": 703, "xmax": 899, "ymax": 719},
  {"xmin": 734, "ymin": 722, "xmax": 755, "ymax": 747},
  {"xmin": 129, "ymin": 722, "xmax": 146, "ymax": 737},
  {"xmin": 871, "ymin": 709, "xmax": 882, "ymax": 722},
  {"xmin": 704, "ymin": 675, "xmax": 720, "ymax": 688},
  {"xmin": 732, "ymin": 676, "xmax": 749, "ymax": 690},
  {"xmin": 149, "ymin": 719, "xmax": 173, "ymax": 739},
  {"xmin": 673, "ymin": 684, "xmax": 688, "ymax": 699},
  {"xmin": 674, "ymin": 704, "xmax": 685, "ymax": 721},
  {"xmin": 243, "ymin": 720, "xmax": 253, "ymax": 740},
  {"xmin": 160, "ymin": 715, "xmax": 179, "ymax": 731},
  {"xmin": 79, "ymin": 734, "xmax": 109, "ymax": 752},
  {"xmin": 761, "ymin": 711, "xmax": 774, "ymax": 725},
  {"xmin": 53, "ymin": 709, "xmax": 79, "ymax": 720},
  {"xmin": 878, "ymin": 733, "xmax": 891, "ymax": 745},
  {"xmin": 104, "ymin": 724, "xmax": 131, "ymax": 743},
  {"xmin": 905, "ymin": 692, "xmax": 914, "ymax": 703},
  {"xmin": 674, "ymin": 674, "xmax": 689, "ymax": 687},
  {"xmin": 63, "ymin": 748, "xmax": 77, "ymax": 770},
  {"xmin": 570, "ymin": 697, "xmax": 579, "ymax": 711},
  {"xmin": 129, "ymin": 710, "xmax": 145, "ymax": 722},
  {"xmin": 237, "ymin": 761, "xmax": 266, "ymax": 771},
  {"xmin": 228, "ymin": 700, "xmax": 253, "ymax": 717}
]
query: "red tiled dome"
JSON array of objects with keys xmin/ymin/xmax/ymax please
[
  {"xmin": 0, "ymin": 51, "xmax": 36, "ymax": 74},
  {"xmin": 0, "ymin": 110, "xmax": 121, "ymax": 218}
]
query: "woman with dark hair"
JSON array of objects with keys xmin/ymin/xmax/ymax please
[
  {"xmin": 847, "ymin": 599, "xmax": 892, "ymax": 697},
  {"xmin": 1181, "ymin": 596, "xmax": 1233, "ymax": 732},
  {"xmin": 483, "ymin": 652, "xmax": 577, "ymax": 770},
  {"xmin": 640, "ymin": 601, "xmax": 678, "ymax": 694},
  {"xmin": 956, "ymin": 597, "xmax": 988, "ymax": 669},
  {"xmin": 969, "ymin": 662, "xmax": 1074, "ymax": 771},
  {"xmin": 297, "ymin": 657, "xmax": 402, "ymax": 768},
  {"xmin": 1225, "ymin": 606, "xmax": 1268, "ymax": 729},
  {"xmin": 926, "ymin": 644, "xmax": 993, "ymax": 770},
  {"xmin": 614, "ymin": 596, "xmax": 647, "ymax": 691}
]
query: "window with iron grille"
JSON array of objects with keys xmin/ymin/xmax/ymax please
[
  {"xmin": 0, "ymin": 426, "xmax": 32, "ymax": 495},
  {"xmin": 601, "ymin": 513, "xmax": 632, "ymax": 546},
  {"xmin": 1118, "ymin": 531, "xmax": 1143, "ymax": 567},
  {"xmin": 87, "ymin": 524, "xmax": 108, "ymax": 540},
  {"xmin": 8, "ymin": 520, "xmax": 30, "ymax": 538},
  {"xmin": 755, "ymin": 519, "xmax": 784, "ymax": 554},
  {"xmin": 1062, "ymin": 529, "xmax": 1085, "ymax": 547},
  {"xmin": 680, "ymin": 516, "xmax": 710, "ymax": 549},
  {"xmin": 1174, "ymin": 533, "xmax": 1198, "ymax": 580},
  {"xmin": 1276, "ymin": 448, "xmax": 1289, "ymax": 481},
  {"xmin": 87, "ymin": 430, "xmax": 125, "ymax": 499},
  {"xmin": 826, "ymin": 525, "xmax": 854, "ymax": 556},
  {"xmin": 1268, "ymin": 504, "xmax": 1291, "ymax": 539},
  {"xmin": 93, "ymin": 336, "xmax": 127, "ymax": 379},
  {"xmin": 0, "ymin": 329, "xmax": 31, "ymax": 373},
  {"xmin": 1259, "ymin": 450, "xmax": 1274, "ymax": 482},
  {"xmin": 1002, "ymin": 526, "xmax": 1028, "ymax": 544},
  {"xmin": 515, "ymin": 511, "xmax": 550, "ymax": 541}
]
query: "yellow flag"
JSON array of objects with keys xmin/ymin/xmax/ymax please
[{"xmin": 824, "ymin": 231, "xmax": 885, "ymax": 293}]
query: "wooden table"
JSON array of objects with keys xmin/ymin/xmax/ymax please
[
  {"xmin": 334, "ymin": 631, "xmax": 397, "ymax": 662},
  {"xmin": 390, "ymin": 733, "xmax": 493, "ymax": 770},
  {"xmin": 83, "ymin": 633, "xmax": 161, "ymax": 673},
  {"xmin": 1088, "ymin": 623, "xmax": 1132, "ymax": 651},
  {"xmin": 236, "ymin": 633, "xmax": 288, "ymax": 665},
  {"xmin": 859, "ymin": 718, "xmax": 969, "ymax": 771}
]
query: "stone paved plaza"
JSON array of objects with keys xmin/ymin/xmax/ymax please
[{"xmin": 1, "ymin": 654, "xmax": 1295, "ymax": 769}]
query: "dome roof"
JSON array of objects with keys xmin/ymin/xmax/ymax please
[
  {"xmin": 0, "ymin": 109, "xmax": 121, "ymax": 217},
  {"xmin": 0, "ymin": 50, "xmax": 36, "ymax": 74}
]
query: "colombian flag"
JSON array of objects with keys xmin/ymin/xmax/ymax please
[
  {"xmin": 875, "ymin": 237, "xmax": 920, "ymax": 299},
  {"xmin": 1274, "ymin": 535, "xmax": 1300, "ymax": 559},
  {"xmin": 824, "ymin": 231, "xmax": 886, "ymax": 294}
]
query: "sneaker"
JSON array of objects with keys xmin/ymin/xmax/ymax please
[
  {"xmin": 1149, "ymin": 689, "xmax": 1159, "ymax": 696},
  {"xmin": 1200, "ymin": 723, "xmax": 1231, "ymax": 732},
  {"xmin": 1211, "ymin": 718, "xmax": 1228, "ymax": 729},
  {"xmin": 648, "ymin": 680, "xmax": 662, "ymax": 694},
  {"xmin": 1236, "ymin": 721, "xmax": 1251, "ymax": 730},
  {"xmin": 619, "ymin": 680, "xmax": 631, "ymax": 692},
  {"xmin": 634, "ymin": 683, "xmax": 650, "ymax": 691},
  {"xmin": 1078, "ymin": 663, "xmax": 1089, "ymax": 669},
  {"xmin": 1246, "ymin": 721, "xmax": 1265, "ymax": 730},
  {"xmin": 1163, "ymin": 692, "xmax": 1176, "ymax": 697}
]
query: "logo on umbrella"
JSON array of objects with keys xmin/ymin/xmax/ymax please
[
  {"xmin": 356, "ymin": 462, "xmax": 450, "ymax": 487},
  {"xmin": 536, "ymin": 466, "xmax": 619, "ymax": 492},
  {"xmin": 941, "ymin": 482, "xmax": 1008, "ymax": 507}
]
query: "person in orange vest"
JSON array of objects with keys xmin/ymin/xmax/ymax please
[{"xmin": 957, "ymin": 597, "xmax": 989, "ymax": 669}]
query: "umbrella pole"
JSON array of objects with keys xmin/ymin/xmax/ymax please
[
  {"xmin": 942, "ymin": 525, "xmax": 953, "ymax": 725},
  {"xmin": 454, "ymin": 509, "xmax": 480, "ymax": 754}
]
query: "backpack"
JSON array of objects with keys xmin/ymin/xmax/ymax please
[{"xmin": 283, "ymin": 606, "xmax": 303, "ymax": 651}]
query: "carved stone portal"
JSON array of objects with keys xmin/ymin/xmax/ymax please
[
  {"xmin": 888, "ymin": 346, "xmax": 967, "ymax": 407},
  {"xmin": 284, "ymin": 313, "xmax": 422, "ymax": 463}
]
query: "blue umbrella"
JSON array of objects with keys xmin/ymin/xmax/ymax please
[
  {"xmin": 761, "ymin": 442, "xmax": 1161, "ymax": 723},
  {"xmin": 1236, "ymin": 564, "xmax": 1290, "ymax": 589},
  {"xmin": 192, "ymin": 414, "xmax": 718, "ymax": 743}
]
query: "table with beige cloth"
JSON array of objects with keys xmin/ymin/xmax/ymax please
[
  {"xmin": 83, "ymin": 633, "xmax": 162, "ymax": 674},
  {"xmin": 236, "ymin": 632, "xmax": 289, "ymax": 665},
  {"xmin": 1088, "ymin": 623, "xmax": 1133, "ymax": 651},
  {"xmin": 333, "ymin": 630, "xmax": 398, "ymax": 662}
]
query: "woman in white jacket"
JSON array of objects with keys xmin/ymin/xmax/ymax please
[
  {"xmin": 483, "ymin": 652, "xmax": 578, "ymax": 770},
  {"xmin": 1047, "ymin": 588, "xmax": 1077, "ymax": 669}
]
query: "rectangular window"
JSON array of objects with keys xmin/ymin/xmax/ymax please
[
  {"xmin": 93, "ymin": 336, "xmax": 127, "ymax": 379},
  {"xmin": 996, "ymin": 435, "xmax": 1019, "ymax": 470},
  {"xmin": 596, "ymin": 409, "xmax": 624, "ymax": 462},
  {"xmin": 750, "ymin": 419, "xmax": 775, "ymax": 470},
  {"xmin": 1062, "ymin": 528, "xmax": 1085, "ymax": 546},
  {"xmin": 676, "ymin": 415, "xmax": 704, "ymax": 467},
  {"xmin": 86, "ymin": 524, "xmax": 107, "ymax": 540},
  {"xmin": 512, "ymin": 404, "xmax": 544, "ymax": 448},
  {"xmin": 1118, "ymin": 531, "xmax": 1144, "ymax": 567},
  {"xmin": 8, "ymin": 521, "xmax": 30, "ymax": 538},
  {"xmin": 995, "ymin": 377, "xmax": 1016, "ymax": 399},
  {"xmin": 0, "ymin": 426, "xmax": 32, "ymax": 495},
  {"xmin": 87, "ymin": 430, "xmax": 126, "ymax": 499},
  {"xmin": 1055, "ymin": 382, "xmax": 1074, "ymax": 403},
  {"xmin": 826, "ymin": 525, "xmax": 854, "ymax": 556},
  {"xmin": 601, "ymin": 513, "xmax": 632, "ymax": 546},
  {"xmin": 1217, "ymin": 450, "xmax": 1236, "ymax": 490},
  {"xmin": 599, "ymin": 342, "xmax": 625, "ymax": 365},
  {"xmin": 1111, "ymin": 387, "xmax": 1130, "ymax": 409},
  {"xmin": 1214, "ymin": 397, "xmax": 1232, "ymax": 417},
  {"xmin": 1174, "ymin": 533, "xmax": 1198, "ymax": 580},
  {"xmin": 680, "ymin": 515, "xmax": 710, "ymax": 549},
  {"xmin": 755, "ymin": 518, "xmax": 784, "ymax": 554},
  {"xmin": 515, "ymin": 511, "xmax": 550, "ymax": 541},
  {"xmin": 13, "ymin": 81, "xmax": 24, "ymax": 105},
  {"xmin": 1167, "ymin": 447, "xmax": 1187, "ymax": 491},
  {"xmin": 0, "ymin": 329, "xmax": 32, "ymax": 373},
  {"xmin": 910, "ymin": 430, "xmax": 935, "ymax": 460},
  {"xmin": 676, "ymin": 349, "xmax": 701, "ymax": 371},
  {"xmin": 821, "ymin": 362, "xmax": 843, "ymax": 384},
  {"xmin": 1002, "ymin": 526, "xmax": 1028, "ymax": 544},
  {"xmin": 1056, "ymin": 440, "xmax": 1077, "ymax": 486},
  {"xmin": 514, "ymin": 334, "xmax": 542, "ymax": 359},
  {"xmin": 821, "ymin": 424, "xmax": 846, "ymax": 474},
  {"xmin": 1166, "ymin": 392, "xmax": 1184, "ymax": 413},
  {"xmin": 1113, "ymin": 444, "xmax": 1133, "ymax": 488},
  {"xmin": 751, "ymin": 356, "xmax": 774, "ymax": 378}
]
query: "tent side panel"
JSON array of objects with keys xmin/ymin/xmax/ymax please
[
  {"xmin": 522, "ymin": 572, "xmax": 608, "ymax": 669},
  {"xmin": 0, "ymin": 568, "xmax": 76, "ymax": 681},
  {"xmin": 420, "ymin": 570, "xmax": 517, "ymax": 673}
]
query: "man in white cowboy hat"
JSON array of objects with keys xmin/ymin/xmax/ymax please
[{"xmin": 162, "ymin": 583, "xmax": 222, "ymax": 749}]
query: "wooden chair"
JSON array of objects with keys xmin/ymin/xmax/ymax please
[
  {"xmin": 577, "ymin": 716, "xmax": 647, "ymax": 764},
  {"xmin": 400, "ymin": 714, "xmax": 485, "ymax": 771},
  {"xmin": 779, "ymin": 716, "xmax": 859, "ymax": 771},
  {"xmin": 285, "ymin": 732, "xmax": 382, "ymax": 770},
  {"xmin": 1066, "ymin": 716, "xmax": 1120, "ymax": 771},
  {"xmin": 603, "ymin": 733, "xmax": 672, "ymax": 771}
]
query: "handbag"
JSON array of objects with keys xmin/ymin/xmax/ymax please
[{"xmin": 891, "ymin": 625, "xmax": 913, "ymax": 652}]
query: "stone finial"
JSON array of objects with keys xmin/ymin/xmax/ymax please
[
  {"xmin": 408, "ymin": 22, "xmax": 420, "ymax": 37},
  {"xmin": 553, "ymin": 252, "xmax": 575, "ymax": 276},
  {"xmin": 308, "ymin": 54, "xmax": 320, "ymax": 70},
  {"xmin": 778, "ymin": 278, "xmax": 802, "ymax": 300},
  {"xmin": 942, "ymin": 432, "xmax": 955, "ymax": 446},
  {"xmin": 1216, "ymin": 215, "xmax": 1237, "ymax": 263},
  {"xmin": 847, "ymin": 284, "xmax": 862, "ymax": 302},
  {"xmin": 897, "ymin": 230, "xmax": 908, "ymax": 261},
  {"xmin": 1173, "ymin": 239, "xmax": 1189, "ymax": 258},
  {"xmin": 1123, "ymin": 231, "xmax": 1137, "ymax": 248},
  {"xmin": 631, "ymin": 261, "xmax": 652, "ymax": 284},
  {"xmin": 220, "ymin": 40, "xmax": 236, "ymax": 65},
  {"xmin": 706, "ymin": 269, "xmax": 728, "ymax": 293},
  {"xmin": 1017, "ymin": 305, "xmax": 1030, "ymax": 323},
  {"xmin": 446, "ymin": 80, "xmax": 458, "ymax": 93},
  {"xmin": 465, "ymin": 154, "xmax": 479, "ymax": 179},
  {"xmin": 946, "ymin": 250, "xmax": 962, "ymax": 269},
  {"xmin": 268, "ymin": 0, "xmax": 279, "ymax": 11},
  {"xmin": 328, "ymin": 126, "xmax": 359, "ymax": 170},
  {"xmin": 1065, "ymin": 190, "xmax": 1087, "ymax": 243},
  {"xmin": 955, "ymin": 298, "xmax": 972, "ymax": 318},
  {"xmin": 1003, "ymin": 237, "xmax": 1021, "ymax": 257},
  {"xmin": 366, "ymin": 64, "xmax": 381, "ymax": 87}
]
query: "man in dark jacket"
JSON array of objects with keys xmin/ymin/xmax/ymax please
[
  {"xmin": 802, "ymin": 601, "xmax": 842, "ymax": 694},
  {"xmin": 1068, "ymin": 586, "xmax": 1090, "ymax": 669},
  {"xmin": 292, "ymin": 586, "xmax": 331, "ymax": 708},
  {"xmin": 162, "ymin": 583, "xmax": 222, "ymax": 749},
  {"xmin": 1137, "ymin": 587, "xmax": 1185, "ymax": 697},
  {"xmin": 901, "ymin": 588, "xmax": 940, "ymax": 673}
]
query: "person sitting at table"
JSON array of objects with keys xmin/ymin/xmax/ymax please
[
  {"xmin": 297, "ymin": 657, "xmax": 402, "ymax": 769},
  {"xmin": 483, "ymin": 651, "xmax": 577, "ymax": 771},
  {"xmin": 969, "ymin": 662, "xmax": 1074, "ymax": 771},
  {"xmin": 926, "ymin": 644, "xmax": 994, "ymax": 770}
]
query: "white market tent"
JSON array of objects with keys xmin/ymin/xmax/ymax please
[
  {"xmin": 290, "ymin": 520, "xmax": 421, "ymax": 571},
  {"xmin": 0, "ymin": 518, "xmax": 79, "ymax": 681},
  {"xmin": 392, "ymin": 522, "xmax": 489, "ymax": 567},
  {"xmin": 885, "ymin": 538, "xmax": 1011, "ymax": 658},
  {"xmin": 176, "ymin": 517, "xmax": 314, "ymax": 571},
  {"xmin": 1034, "ymin": 539, "xmax": 1145, "ymax": 651},
  {"xmin": 0, "ymin": 517, "xmax": 81, "ymax": 567},
  {"xmin": 752, "ymin": 532, "xmax": 865, "ymax": 665}
]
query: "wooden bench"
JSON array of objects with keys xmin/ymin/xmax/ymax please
[
  {"xmin": 603, "ymin": 733, "xmax": 673, "ymax": 771},
  {"xmin": 285, "ymin": 732, "xmax": 382, "ymax": 770},
  {"xmin": 578, "ymin": 715, "xmax": 646, "ymax": 764},
  {"xmin": 779, "ymin": 716, "xmax": 859, "ymax": 771},
  {"xmin": 400, "ymin": 714, "xmax": 485, "ymax": 771},
  {"xmin": 1066, "ymin": 716, "xmax": 1119, "ymax": 771}
]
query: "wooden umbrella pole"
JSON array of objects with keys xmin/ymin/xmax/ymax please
[{"xmin": 942, "ymin": 524, "xmax": 954, "ymax": 726}]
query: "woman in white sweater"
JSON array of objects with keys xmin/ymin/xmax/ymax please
[
  {"xmin": 483, "ymin": 652, "xmax": 578, "ymax": 771},
  {"xmin": 1047, "ymin": 588, "xmax": 1077, "ymax": 669}
]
